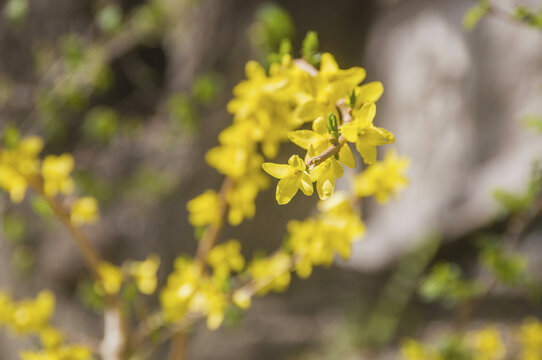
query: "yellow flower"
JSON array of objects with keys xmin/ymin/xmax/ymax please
[
  {"xmin": 308, "ymin": 150, "xmax": 344, "ymax": 200},
  {"xmin": 39, "ymin": 326, "xmax": 64, "ymax": 348},
  {"xmin": 400, "ymin": 338, "xmax": 440, "ymax": 360},
  {"xmin": 41, "ymin": 154, "xmax": 75, "ymax": 197},
  {"xmin": 97, "ymin": 262, "xmax": 123, "ymax": 295},
  {"xmin": 354, "ymin": 149, "xmax": 409, "ymax": 203},
  {"xmin": 70, "ymin": 196, "xmax": 99, "ymax": 225},
  {"xmin": 262, "ymin": 155, "xmax": 313, "ymax": 205},
  {"xmin": 347, "ymin": 81, "xmax": 384, "ymax": 108},
  {"xmin": 341, "ymin": 102, "xmax": 395, "ymax": 164},
  {"xmin": 469, "ymin": 327, "xmax": 505, "ymax": 360},
  {"xmin": 11, "ymin": 290, "xmax": 55, "ymax": 334},
  {"xmin": 207, "ymin": 239, "xmax": 245, "ymax": 279},
  {"xmin": 186, "ymin": 190, "xmax": 221, "ymax": 227},
  {"xmin": 288, "ymin": 117, "xmax": 355, "ymax": 168},
  {"xmin": 130, "ymin": 254, "xmax": 160, "ymax": 295},
  {"xmin": 0, "ymin": 136, "xmax": 43, "ymax": 203},
  {"xmin": 249, "ymin": 251, "xmax": 292, "ymax": 295},
  {"xmin": 20, "ymin": 345, "xmax": 92, "ymax": 360},
  {"xmin": 518, "ymin": 317, "xmax": 542, "ymax": 360},
  {"xmin": 232, "ymin": 288, "xmax": 252, "ymax": 309}
]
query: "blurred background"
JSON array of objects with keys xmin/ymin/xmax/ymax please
[{"xmin": 1, "ymin": 0, "xmax": 542, "ymax": 359}]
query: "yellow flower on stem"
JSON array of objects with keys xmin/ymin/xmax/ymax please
[
  {"xmin": 0, "ymin": 136, "xmax": 43, "ymax": 203},
  {"xmin": 186, "ymin": 190, "xmax": 221, "ymax": 227},
  {"xmin": 288, "ymin": 117, "xmax": 356, "ymax": 168},
  {"xmin": 341, "ymin": 102, "xmax": 394, "ymax": 164},
  {"xmin": 130, "ymin": 254, "xmax": 161, "ymax": 295},
  {"xmin": 354, "ymin": 149, "xmax": 410, "ymax": 203},
  {"xmin": 207, "ymin": 239, "xmax": 245, "ymax": 279},
  {"xmin": 70, "ymin": 196, "xmax": 100, "ymax": 225},
  {"xmin": 97, "ymin": 262, "xmax": 123, "ymax": 295},
  {"xmin": 41, "ymin": 154, "xmax": 75, "ymax": 197},
  {"xmin": 262, "ymin": 155, "xmax": 313, "ymax": 205},
  {"xmin": 469, "ymin": 327, "xmax": 505, "ymax": 360}
]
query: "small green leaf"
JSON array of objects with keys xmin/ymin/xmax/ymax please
[
  {"xmin": 302, "ymin": 31, "xmax": 319, "ymax": 65},
  {"xmin": 462, "ymin": 3, "xmax": 489, "ymax": 31},
  {"xmin": 2, "ymin": 213, "xmax": 26, "ymax": 244},
  {"xmin": 96, "ymin": 4, "xmax": 123, "ymax": 34},
  {"xmin": 31, "ymin": 197, "xmax": 53, "ymax": 218},
  {"xmin": 2, "ymin": 124, "xmax": 20, "ymax": 148},
  {"xmin": 3, "ymin": 0, "xmax": 28, "ymax": 23},
  {"xmin": 523, "ymin": 114, "xmax": 542, "ymax": 133}
]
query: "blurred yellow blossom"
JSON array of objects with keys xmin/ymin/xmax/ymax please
[
  {"xmin": 249, "ymin": 251, "xmax": 292, "ymax": 295},
  {"xmin": 11, "ymin": 290, "xmax": 55, "ymax": 334},
  {"xmin": 354, "ymin": 149, "xmax": 409, "ymax": 203},
  {"xmin": 518, "ymin": 317, "xmax": 542, "ymax": 360},
  {"xmin": 186, "ymin": 190, "xmax": 221, "ymax": 227},
  {"xmin": 97, "ymin": 262, "xmax": 123, "ymax": 295},
  {"xmin": 469, "ymin": 327, "xmax": 505, "ymax": 360},
  {"xmin": 0, "ymin": 136, "xmax": 43, "ymax": 202},
  {"xmin": 130, "ymin": 254, "xmax": 160, "ymax": 295},
  {"xmin": 20, "ymin": 345, "xmax": 92, "ymax": 360},
  {"xmin": 207, "ymin": 239, "xmax": 245, "ymax": 279},
  {"xmin": 70, "ymin": 196, "xmax": 100, "ymax": 225},
  {"xmin": 41, "ymin": 154, "xmax": 75, "ymax": 197}
]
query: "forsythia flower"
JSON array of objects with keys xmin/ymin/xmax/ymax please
[
  {"xmin": 70, "ymin": 196, "xmax": 100, "ymax": 225},
  {"xmin": 207, "ymin": 240, "xmax": 245, "ymax": 279},
  {"xmin": 186, "ymin": 190, "xmax": 221, "ymax": 227},
  {"xmin": 130, "ymin": 254, "xmax": 160, "ymax": 295},
  {"xmin": 347, "ymin": 81, "xmax": 384, "ymax": 108},
  {"xmin": 289, "ymin": 192, "xmax": 364, "ymax": 278},
  {"xmin": 469, "ymin": 327, "xmax": 506, "ymax": 360},
  {"xmin": 354, "ymin": 150, "xmax": 410, "ymax": 203},
  {"xmin": 288, "ymin": 117, "xmax": 355, "ymax": 168},
  {"xmin": 20, "ymin": 345, "xmax": 92, "ymax": 360},
  {"xmin": 341, "ymin": 102, "xmax": 395, "ymax": 164},
  {"xmin": 160, "ymin": 257, "xmax": 229, "ymax": 330},
  {"xmin": 97, "ymin": 262, "xmax": 123, "ymax": 295},
  {"xmin": 0, "ymin": 136, "xmax": 43, "ymax": 202},
  {"xmin": 308, "ymin": 152, "xmax": 344, "ymax": 200},
  {"xmin": 518, "ymin": 317, "xmax": 542, "ymax": 360},
  {"xmin": 10, "ymin": 290, "xmax": 55, "ymax": 334},
  {"xmin": 262, "ymin": 155, "xmax": 313, "ymax": 205},
  {"xmin": 400, "ymin": 339, "xmax": 442, "ymax": 360},
  {"xmin": 248, "ymin": 251, "xmax": 292, "ymax": 295},
  {"xmin": 41, "ymin": 154, "xmax": 75, "ymax": 197}
]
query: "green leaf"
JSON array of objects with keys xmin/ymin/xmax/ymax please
[
  {"xmin": 31, "ymin": 197, "xmax": 53, "ymax": 218},
  {"xmin": 2, "ymin": 213, "xmax": 26, "ymax": 244},
  {"xmin": 2, "ymin": 124, "xmax": 20, "ymax": 148},
  {"xmin": 302, "ymin": 31, "xmax": 319, "ymax": 61},
  {"xmin": 96, "ymin": 4, "xmax": 123, "ymax": 34},
  {"xmin": 3, "ymin": 0, "xmax": 28, "ymax": 23},
  {"xmin": 192, "ymin": 73, "xmax": 222, "ymax": 105},
  {"xmin": 462, "ymin": 3, "xmax": 489, "ymax": 31},
  {"xmin": 523, "ymin": 114, "xmax": 542, "ymax": 133},
  {"xmin": 83, "ymin": 106, "xmax": 120, "ymax": 144}
]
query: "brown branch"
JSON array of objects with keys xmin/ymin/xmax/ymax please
[{"xmin": 305, "ymin": 99, "xmax": 353, "ymax": 170}]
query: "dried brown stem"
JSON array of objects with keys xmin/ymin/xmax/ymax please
[{"xmin": 305, "ymin": 99, "xmax": 353, "ymax": 170}]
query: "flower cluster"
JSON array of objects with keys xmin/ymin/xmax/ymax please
[
  {"xmin": 0, "ymin": 291, "xmax": 92, "ymax": 360},
  {"xmin": 0, "ymin": 135, "xmax": 100, "ymax": 226}
]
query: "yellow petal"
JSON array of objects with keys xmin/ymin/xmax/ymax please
[
  {"xmin": 299, "ymin": 172, "xmax": 314, "ymax": 196},
  {"xmin": 288, "ymin": 130, "xmax": 320, "ymax": 150},
  {"xmin": 365, "ymin": 127, "xmax": 395, "ymax": 145},
  {"xmin": 355, "ymin": 103, "xmax": 376, "ymax": 128},
  {"xmin": 357, "ymin": 81, "xmax": 384, "ymax": 103},
  {"xmin": 276, "ymin": 176, "xmax": 299, "ymax": 205},
  {"xmin": 341, "ymin": 122, "xmax": 359, "ymax": 143},
  {"xmin": 296, "ymin": 100, "xmax": 321, "ymax": 122},
  {"xmin": 287, "ymin": 155, "xmax": 306, "ymax": 171},
  {"xmin": 356, "ymin": 141, "xmax": 377, "ymax": 164},
  {"xmin": 331, "ymin": 158, "xmax": 344, "ymax": 178},
  {"xmin": 339, "ymin": 144, "xmax": 356, "ymax": 168},
  {"xmin": 262, "ymin": 163, "xmax": 291, "ymax": 179},
  {"xmin": 320, "ymin": 53, "xmax": 338, "ymax": 73}
]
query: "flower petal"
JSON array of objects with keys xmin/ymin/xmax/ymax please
[
  {"xmin": 355, "ymin": 103, "xmax": 376, "ymax": 128},
  {"xmin": 356, "ymin": 141, "xmax": 377, "ymax": 164},
  {"xmin": 357, "ymin": 82, "xmax": 384, "ymax": 104},
  {"xmin": 287, "ymin": 155, "xmax": 306, "ymax": 171},
  {"xmin": 276, "ymin": 176, "xmax": 299, "ymax": 205},
  {"xmin": 338, "ymin": 144, "xmax": 356, "ymax": 168},
  {"xmin": 341, "ymin": 122, "xmax": 359, "ymax": 143},
  {"xmin": 299, "ymin": 172, "xmax": 314, "ymax": 196},
  {"xmin": 365, "ymin": 127, "xmax": 395, "ymax": 146},
  {"xmin": 262, "ymin": 163, "xmax": 291, "ymax": 179},
  {"xmin": 288, "ymin": 130, "xmax": 321, "ymax": 150}
]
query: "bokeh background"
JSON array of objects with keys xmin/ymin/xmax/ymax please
[{"xmin": 1, "ymin": 0, "xmax": 542, "ymax": 359}]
